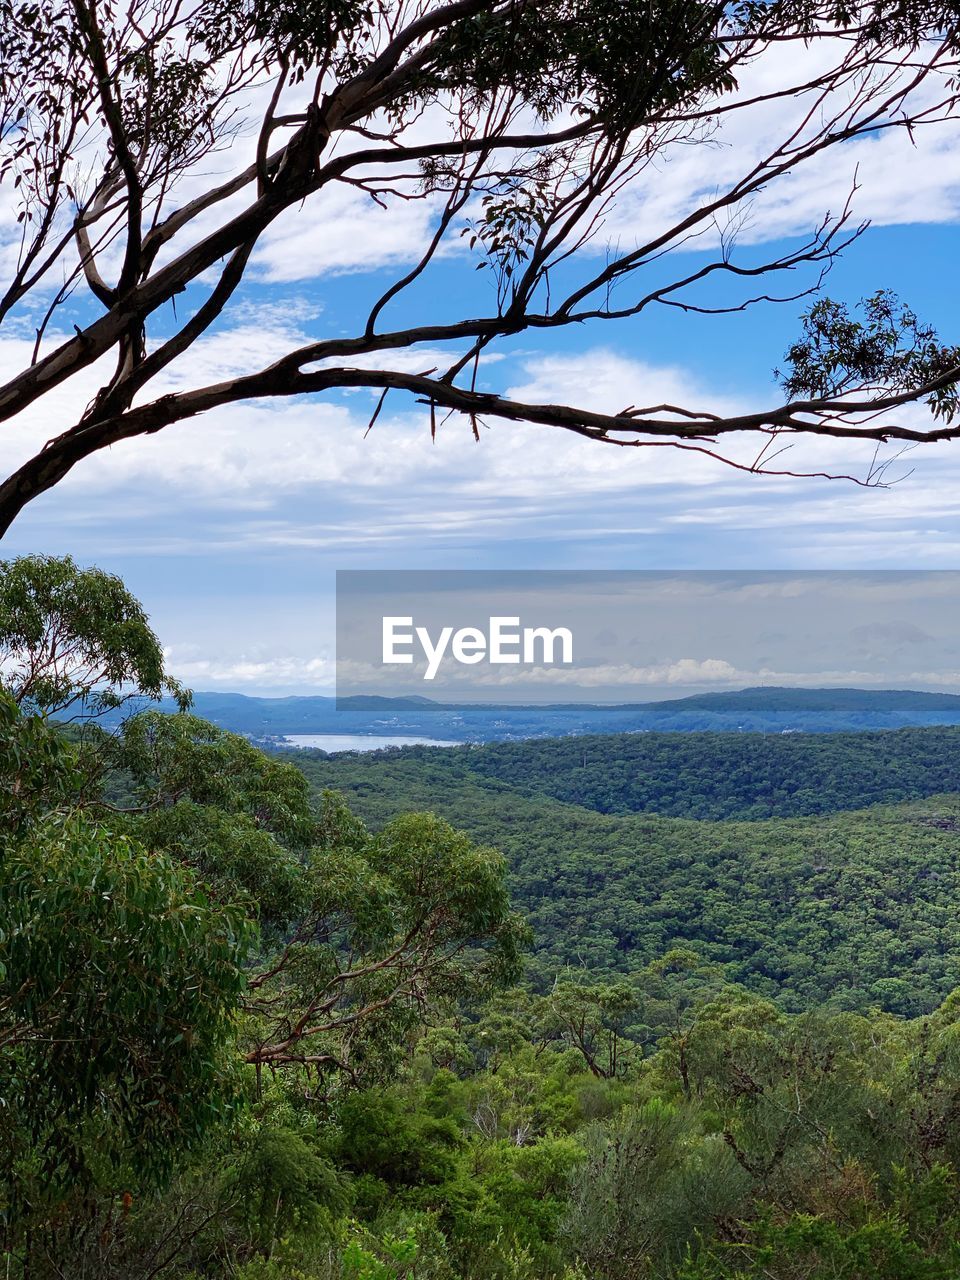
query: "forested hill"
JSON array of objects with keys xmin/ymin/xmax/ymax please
[
  {"xmin": 289, "ymin": 724, "xmax": 960, "ymax": 821},
  {"xmin": 426, "ymin": 725, "xmax": 960, "ymax": 819},
  {"xmin": 281, "ymin": 737, "xmax": 960, "ymax": 1013},
  {"xmin": 287, "ymin": 736, "xmax": 960, "ymax": 1014}
]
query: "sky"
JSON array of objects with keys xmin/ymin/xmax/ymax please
[{"xmin": 3, "ymin": 36, "xmax": 960, "ymax": 697}]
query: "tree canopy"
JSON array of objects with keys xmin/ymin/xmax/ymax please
[
  {"xmin": 1, "ymin": 0, "xmax": 960, "ymax": 530},
  {"xmin": 0, "ymin": 552, "xmax": 176, "ymax": 715},
  {"xmin": 0, "ymin": 555, "xmax": 525, "ymax": 1269}
]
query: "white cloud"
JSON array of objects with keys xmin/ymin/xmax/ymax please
[
  {"xmin": 0, "ymin": 332, "xmax": 744, "ymax": 509},
  {"xmin": 5, "ymin": 323, "xmax": 960, "ymax": 571},
  {"xmin": 4, "ymin": 35, "xmax": 960, "ymax": 307},
  {"xmin": 591, "ymin": 45, "xmax": 960, "ymax": 259},
  {"xmin": 165, "ymin": 650, "xmax": 336, "ymax": 688},
  {"xmin": 334, "ymin": 654, "xmax": 960, "ymax": 691},
  {"xmin": 251, "ymin": 184, "xmax": 443, "ymax": 282},
  {"xmin": 506, "ymin": 348, "xmax": 744, "ymax": 421},
  {"xmin": 214, "ymin": 45, "xmax": 960, "ymax": 281}
]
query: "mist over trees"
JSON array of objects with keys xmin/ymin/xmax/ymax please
[{"xmin": 2, "ymin": 1, "xmax": 960, "ymax": 531}]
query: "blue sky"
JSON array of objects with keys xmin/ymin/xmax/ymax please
[{"xmin": 3, "ymin": 62, "xmax": 960, "ymax": 695}]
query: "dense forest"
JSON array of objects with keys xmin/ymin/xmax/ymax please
[
  {"xmin": 288, "ymin": 726, "xmax": 960, "ymax": 821},
  {"xmin": 5, "ymin": 556, "xmax": 960, "ymax": 1279},
  {"xmin": 289, "ymin": 743, "xmax": 960, "ymax": 1012}
]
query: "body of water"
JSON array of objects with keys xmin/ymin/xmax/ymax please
[{"xmin": 282, "ymin": 734, "xmax": 460, "ymax": 752}]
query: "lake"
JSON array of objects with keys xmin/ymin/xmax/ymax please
[{"xmin": 282, "ymin": 734, "xmax": 460, "ymax": 752}]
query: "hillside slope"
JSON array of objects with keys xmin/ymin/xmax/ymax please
[
  {"xmin": 291, "ymin": 743, "xmax": 960, "ymax": 1015},
  {"xmin": 287, "ymin": 724, "xmax": 960, "ymax": 820}
]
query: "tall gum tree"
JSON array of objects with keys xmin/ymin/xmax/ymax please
[{"xmin": 1, "ymin": 0, "xmax": 960, "ymax": 532}]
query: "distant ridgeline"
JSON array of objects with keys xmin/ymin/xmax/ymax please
[
  {"xmin": 103, "ymin": 686, "xmax": 960, "ymax": 740},
  {"xmin": 286, "ymin": 725, "xmax": 960, "ymax": 1016}
]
